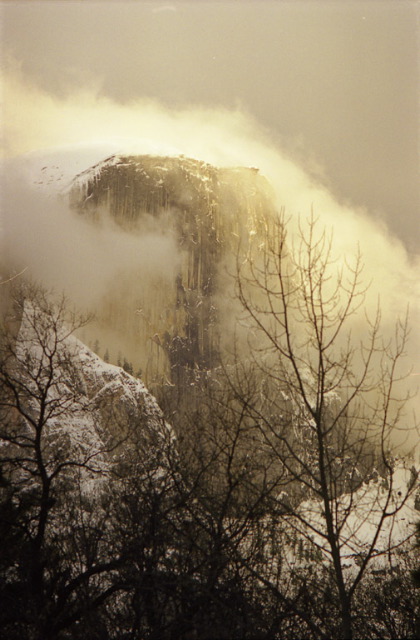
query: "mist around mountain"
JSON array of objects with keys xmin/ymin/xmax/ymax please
[{"xmin": 1, "ymin": 148, "xmax": 419, "ymax": 639}]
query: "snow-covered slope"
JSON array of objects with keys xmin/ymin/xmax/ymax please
[
  {"xmin": 9, "ymin": 299, "xmax": 172, "ymax": 502},
  {"xmin": 72, "ymin": 334, "xmax": 172, "ymax": 456},
  {"xmin": 293, "ymin": 463, "xmax": 419, "ymax": 572}
]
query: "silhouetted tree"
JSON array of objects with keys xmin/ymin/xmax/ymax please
[
  {"xmin": 149, "ymin": 372, "xmax": 326, "ymax": 640},
  {"xmin": 0, "ymin": 283, "xmax": 126, "ymax": 640},
  {"xmin": 227, "ymin": 213, "xmax": 419, "ymax": 639}
]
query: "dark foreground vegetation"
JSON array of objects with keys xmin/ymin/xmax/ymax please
[{"xmin": 1, "ymin": 217, "xmax": 419, "ymax": 639}]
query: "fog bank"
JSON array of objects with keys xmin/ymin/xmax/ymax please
[{"xmin": 1, "ymin": 73, "xmax": 419, "ymax": 450}]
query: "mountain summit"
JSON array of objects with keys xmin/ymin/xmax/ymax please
[{"xmin": 68, "ymin": 154, "xmax": 277, "ymax": 385}]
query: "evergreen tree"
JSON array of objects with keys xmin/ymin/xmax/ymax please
[{"xmin": 122, "ymin": 358, "xmax": 133, "ymax": 375}]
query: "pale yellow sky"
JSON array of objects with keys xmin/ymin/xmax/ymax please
[{"xmin": 1, "ymin": 0, "xmax": 419, "ymax": 251}]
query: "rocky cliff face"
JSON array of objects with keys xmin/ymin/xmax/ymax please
[
  {"xmin": 68, "ymin": 336, "xmax": 170, "ymax": 457},
  {"xmin": 9, "ymin": 300, "xmax": 171, "ymax": 492},
  {"xmin": 68, "ymin": 154, "xmax": 277, "ymax": 385}
]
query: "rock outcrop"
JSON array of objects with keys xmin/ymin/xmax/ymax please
[{"xmin": 68, "ymin": 154, "xmax": 277, "ymax": 384}]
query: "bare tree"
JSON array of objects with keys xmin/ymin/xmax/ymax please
[
  {"xmin": 115, "ymin": 375, "xmax": 278, "ymax": 639},
  {"xmin": 228, "ymin": 213, "xmax": 418, "ymax": 640},
  {"xmin": 150, "ymin": 370, "xmax": 332, "ymax": 639},
  {"xmin": 0, "ymin": 282, "xmax": 126, "ymax": 640},
  {"xmin": 2, "ymin": 229, "xmax": 416, "ymax": 638}
]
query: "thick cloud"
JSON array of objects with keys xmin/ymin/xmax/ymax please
[
  {"xmin": 1, "ymin": 166, "xmax": 179, "ymax": 309},
  {"xmin": 1, "ymin": 71, "xmax": 419, "ymax": 451}
]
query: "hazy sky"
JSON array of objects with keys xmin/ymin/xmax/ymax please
[{"xmin": 1, "ymin": 0, "xmax": 419, "ymax": 251}]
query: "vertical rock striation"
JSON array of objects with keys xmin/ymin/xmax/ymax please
[{"xmin": 69, "ymin": 154, "xmax": 276, "ymax": 384}]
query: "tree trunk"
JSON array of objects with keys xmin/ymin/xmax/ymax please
[{"xmin": 340, "ymin": 597, "xmax": 353, "ymax": 640}]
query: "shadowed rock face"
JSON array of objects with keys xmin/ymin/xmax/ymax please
[{"xmin": 69, "ymin": 154, "xmax": 276, "ymax": 384}]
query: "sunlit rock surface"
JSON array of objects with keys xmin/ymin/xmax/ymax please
[{"xmin": 68, "ymin": 154, "xmax": 277, "ymax": 384}]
